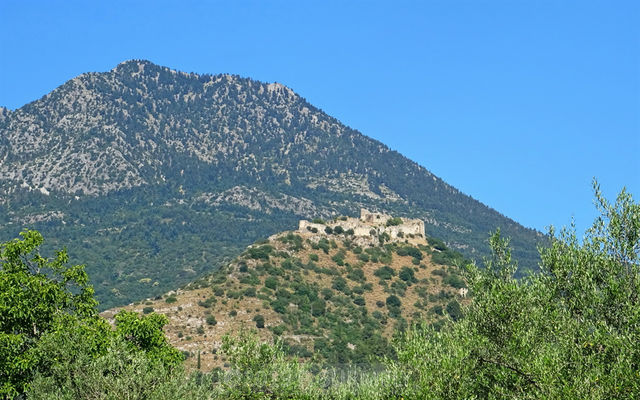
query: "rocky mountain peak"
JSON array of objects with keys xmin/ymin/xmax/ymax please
[
  {"xmin": 111, "ymin": 59, "xmax": 165, "ymax": 76},
  {"xmin": 0, "ymin": 106, "xmax": 10, "ymax": 122}
]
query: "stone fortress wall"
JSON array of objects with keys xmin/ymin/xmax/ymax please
[{"xmin": 298, "ymin": 209, "xmax": 425, "ymax": 241}]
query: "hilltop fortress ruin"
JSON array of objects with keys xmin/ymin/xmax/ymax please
[{"xmin": 298, "ymin": 209, "xmax": 425, "ymax": 243}]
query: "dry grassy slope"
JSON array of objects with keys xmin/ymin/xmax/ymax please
[{"xmin": 102, "ymin": 229, "xmax": 470, "ymax": 371}]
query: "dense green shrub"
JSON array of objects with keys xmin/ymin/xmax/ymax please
[
  {"xmin": 386, "ymin": 217, "xmax": 402, "ymax": 226},
  {"xmin": 386, "ymin": 295, "xmax": 401, "ymax": 308},
  {"xmin": 165, "ymin": 295, "xmax": 178, "ymax": 303},
  {"xmin": 372, "ymin": 310, "xmax": 385, "ymax": 320},
  {"xmin": 311, "ymin": 299, "xmax": 326, "ymax": 317},
  {"xmin": 317, "ymin": 238, "xmax": 331, "ymax": 254},
  {"xmin": 399, "ymin": 266, "xmax": 417, "ymax": 283},
  {"xmin": 266, "ymin": 263, "xmax": 284, "ymax": 276},
  {"xmin": 332, "ymin": 276, "xmax": 350, "ymax": 294},
  {"xmin": 351, "ymin": 285, "xmax": 365, "ymax": 295},
  {"xmin": 270, "ymin": 324, "xmax": 286, "ymax": 336},
  {"xmin": 215, "ymin": 331, "xmax": 314, "ymax": 399},
  {"xmin": 346, "ymin": 267, "xmax": 366, "ymax": 283},
  {"xmin": 239, "ymin": 274, "xmax": 260, "ymax": 285},
  {"xmin": 270, "ymin": 298, "xmax": 288, "ymax": 314},
  {"xmin": 331, "ymin": 250, "xmax": 346, "ymax": 266},
  {"xmin": 281, "ymin": 260, "xmax": 298, "ymax": 273},
  {"xmin": 430, "ymin": 304, "xmax": 444, "ymax": 315},
  {"xmin": 400, "ymin": 246, "xmax": 422, "ymax": 260},
  {"xmin": 427, "ymin": 236, "xmax": 448, "ymax": 251},
  {"xmin": 443, "ymin": 273, "xmax": 466, "ymax": 289},
  {"xmin": 321, "ymin": 288, "xmax": 334, "ymax": 300},
  {"xmin": 264, "ymin": 276, "xmax": 278, "ymax": 290},
  {"xmin": 279, "ymin": 233, "xmax": 304, "ymax": 251},
  {"xmin": 374, "ymin": 265, "xmax": 395, "ymax": 280},
  {"xmin": 197, "ymin": 297, "xmax": 217, "ymax": 308},
  {"xmin": 389, "ymin": 280, "xmax": 408, "ymax": 296},
  {"xmin": 431, "ymin": 248, "xmax": 469, "ymax": 266},
  {"xmin": 246, "ymin": 244, "xmax": 274, "ymax": 260},
  {"xmin": 445, "ymin": 300, "xmax": 463, "ymax": 321},
  {"xmin": 253, "ymin": 314, "xmax": 265, "ymax": 329},
  {"xmin": 27, "ymin": 337, "xmax": 189, "ymax": 400}
]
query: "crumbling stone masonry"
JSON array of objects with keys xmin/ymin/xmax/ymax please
[{"xmin": 298, "ymin": 209, "xmax": 425, "ymax": 241}]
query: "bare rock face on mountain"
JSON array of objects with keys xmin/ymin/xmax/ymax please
[{"xmin": 0, "ymin": 60, "xmax": 543, "ymax": 309}]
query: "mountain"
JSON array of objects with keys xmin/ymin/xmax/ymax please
[
  {"xmin": 0, "ymin": 60, "xmax": 544, "ymax": 309},
  {"xmin": 102, "ymin": 211, "xmax": 471, "ymax": 370}
]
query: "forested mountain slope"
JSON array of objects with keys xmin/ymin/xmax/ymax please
[{"xmin": 0, "ymin": 60, "xmax": 544, "ymax": 309}]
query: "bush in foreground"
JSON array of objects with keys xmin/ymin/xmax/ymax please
[
  {"xmin": 0, "ymin": 231, "xmax": 181, "ymax": 398},
  {"xmin": 387, "ymin": 182, "xmax": 639, "ymax": 399}
]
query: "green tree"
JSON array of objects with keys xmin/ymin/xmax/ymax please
[
  {"xmin": 390, "ymin": 183, "xmax": 640, "ymax": 399},
  {"xmin": 218, "ymin": 331, "xmax": 311, "ymax": 398},
  {"xmin": 0, "ymin": 230, "xmax": 98, "ymax": 397},
  {"xmin": 0, "ymin": 230, "xmax": 183, "ymax": 398},
  {"xmin": 114, "ymin": 311, "xmax": 182, "ymax": 367}
]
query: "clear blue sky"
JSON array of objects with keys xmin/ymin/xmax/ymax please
[{"xmin": 1, "ymin": 0, "xmax": 638, "ymax": 237}]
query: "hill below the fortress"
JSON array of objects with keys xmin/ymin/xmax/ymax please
[{"xmin": 102, "ymin": 211, "xmax": 471, "ymax": 370}]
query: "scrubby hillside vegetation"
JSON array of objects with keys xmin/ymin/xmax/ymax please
[
  {"xmin": 1, "ymin": 184, "xmax": 638, "ymax": 399},
  {"xmin": 103, "ymin": 212, "xmax": 470, "ymax": 370}
]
